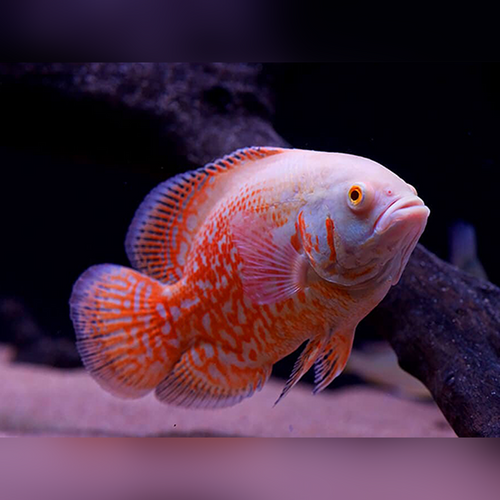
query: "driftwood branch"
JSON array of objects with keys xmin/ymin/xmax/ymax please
[
  {"xmin": 2, "ymin": 63, "xmax": 499, "ymax": 436},
  {"xmin": 0, "ymin": 63, "xmax": 289, "ymax": 166},
  {"xmin": 367, "ymin": 245, "xmax": 500, "ymax": 437}
]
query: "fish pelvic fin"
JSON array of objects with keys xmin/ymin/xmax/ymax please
[
  {"xmin": 274, "ymin": 337, "xmax": 325, "ymax": 406},
  {"xmin": 155, "ymin": 343, "xmax": 272, "ymax": 409},
  {"xmin": 125, "ymin": 146, "xmax": 286, "ymax": 285},
  {"xmin": 313, "ymin": 328, "xmax": 355, "ymax": 394},
  {"xmin": 70, "ymin": 264, "xmax": 182, "ymax": 399}
]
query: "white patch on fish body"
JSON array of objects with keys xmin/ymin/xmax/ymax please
[
  {"xmin": 200, "ymin": 252, "xmax": 207, "ymax": 266},
  {"xmin": 222, "ymin": 298, "xmax": 233, "ymax": 314},
  {"xmin": 142, "ymin": 315, "xmax": 152, "ymax": 328},
  {"xmin": 219, "ymin": 329, "xmax": 238, "ymax": 349},
  {"xmin": 196, "ymin": 279, "xmax": 212, "ymax": 291},
  {"xmin": 217, "ymin": 234, "xmax": 227, "ymax": 253},
  {"xmin": 190, "ymin": 348, "xmax": 202, "ymax": 366},
  {"xmin": 134, "ymin": 281, "xmax": 145, "ymax": 312},
  {"xmin": 156, "ymin": 302, "xmax": 167, "ymax": 319},
  {"xmin": 186, "ymin": 214, "xmax": 198, "ymax": 231},
  {"xmin": 214, "ymin": 254, "xmax": 221, "ymax": 269},
  {"xmin": 208, "ymin": 362, "xmax": 225, "ymax": 382},
  {"xmin": 166, "ymin": 338, "xmax": 180, "ymax": 348},
  {"xmin": 206, "ymin": 221, "xmax": 217, "ymax": 244},
  {"xmin": 237, "ymin": 301, "xmax": 247, "ymax": 324},
  {"xmin": 126, "ymin": 275, "xmax": 137, "ymax": 285},
  {"xmin": 178, "ymin": 242, "xmax": 189, "ymax": 266},
  {"xmin": 202, "ymin": 343, "xmax": 215, "ymax": 359},
  {"xmin": 143, "ymin": 333, "xmax": 152, "ymax": 357},
  {"xmin": 202, "ymin": 313, "xmax": 212, "ymax": 334},
  {"xmin": 170, "ymin": 306, "xmax": 181, "ymax": 321},
  {"xmin": 229, "ymin": 246, "xmax": 238, "ymax": 263},
  {"xmin": 130, "ymin": 327, "xmax": 139, "ymax": 344},
  {"xmin": 242, "ymin": 337, "xmax": 259, "ymax": 359},
  {"xmin": 221, "ymin": 347, "xmax": 248, "ymax": 368},
  {"xmin": 181, "ymin": 297, "xmax": 200, "ymax": 309}
]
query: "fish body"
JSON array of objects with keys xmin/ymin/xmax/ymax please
[{"xmin": 70, "ymin": 147, "xmax": 429, "ymax": 408}]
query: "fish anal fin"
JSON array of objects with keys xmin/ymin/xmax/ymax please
[
  {"xmin": 125, "ymin": 147, "xmax": 286, "ymax": 284},
  {"xmin": 155, "ymin": 343, "xmax": 272, "ymax": 409},
  {"xmin": 313, "ymin": 328, "xmax": 355, "ymax": 394},
  {"xmin": 231, "ymin": 211, "xmax": 309, "ymax": 305},
  {"xmin": 274, "ymin": 338, "xmax": 325, "ymax": 406}
]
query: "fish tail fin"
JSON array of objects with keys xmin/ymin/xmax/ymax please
[{"xmin": 70, "ymin": 264, "xmax": 181, "ymax": 399}]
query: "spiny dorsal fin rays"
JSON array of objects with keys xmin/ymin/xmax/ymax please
[
  {"xmin": 275, "ymin": 328, "xmax": 355, "ymax": 405},
  {"xmin": 313, "ymin": 329, "xmax": 355, "ymax": 394},
  {"xmin": 125, "ymin": 146, "xmax": 287, "ymax": 284},
  {"xmin": 274, "ymin": 337, "xmax": 325, "ymax": 406}
]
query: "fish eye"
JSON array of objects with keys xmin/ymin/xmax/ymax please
[{"xmin": 348, "ymin": 185, "xmax": 363, "ymax": 205}]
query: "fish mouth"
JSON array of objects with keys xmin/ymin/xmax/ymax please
[{"xmin": 375, "ymin": 196, "xmax": 430, "ymax": 235}]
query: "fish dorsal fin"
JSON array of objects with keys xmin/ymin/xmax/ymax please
[
  {"xmin": 125, "ymin": 146, "xmax": 286, "ymax": 284},
  {"xmin": 313, "ymin": 328, "xmax": 355, "ymax": 394}
]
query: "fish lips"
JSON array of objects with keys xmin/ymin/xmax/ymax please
[{"xmin": 374, "ymin": 196, "xmax": 430, "ymax": 236}]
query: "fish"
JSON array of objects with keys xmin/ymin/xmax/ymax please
[{"xmin": 69, "ymin": 146, "xmax": 430, "ymax": 409}]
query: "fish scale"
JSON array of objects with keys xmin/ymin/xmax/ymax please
[{"xmin": 70, "ymin": 146, "xmax": 429, "ymax": 409}]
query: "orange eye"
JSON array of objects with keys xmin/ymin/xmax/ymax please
[{"xmin": 348, "ymin": 185, "xmax": 363, "ymax": 205}]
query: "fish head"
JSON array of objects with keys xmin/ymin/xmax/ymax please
[{"xmin": 299, "ymin": 154, "xmax": 430, "ymax": 289}]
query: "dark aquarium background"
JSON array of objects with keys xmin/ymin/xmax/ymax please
[{"xmin": 1, "ymin": 63, "xmax": 499, "ymax": 378}]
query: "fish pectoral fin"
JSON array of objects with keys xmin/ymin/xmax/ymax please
[
  {"xmin": 274, "ymin": 338, "xmax": 325, "ymax": 406},
  {"xmin": 313, "ymin": 328, "xmax": 355, "ymax": 394},
  {"xmin": 155, "ymin": 344, "xmax": 272, "ymax": 409},
  {"xmin": 231, "ymin": 211, "xmax": 309, "ymax": 305}
]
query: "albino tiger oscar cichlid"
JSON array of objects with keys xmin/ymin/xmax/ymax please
[{"xmin": 70, "ymin": 147, "xmax": 430, "ymax": 409}]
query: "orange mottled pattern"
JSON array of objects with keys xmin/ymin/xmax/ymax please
[
  {"xmin": 70, "ymin": 146, "xmax": 427, "ymax": 409},
  {"xmin": 154, "ymin": 182, "xmax": 356, "ymax": 393}
]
